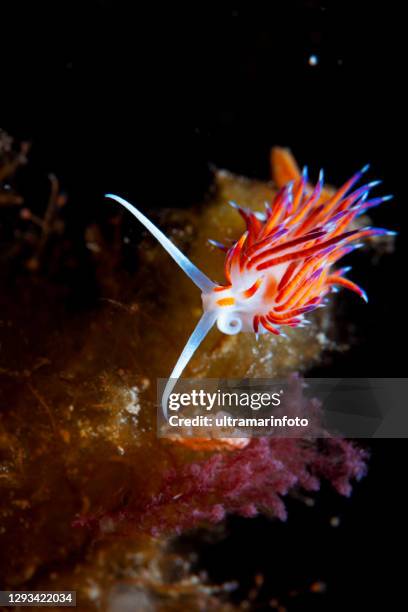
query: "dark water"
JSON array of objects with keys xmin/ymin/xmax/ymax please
[{"xmin": 2, "ymin": 2, "xmax": 405, "ymax": 609}]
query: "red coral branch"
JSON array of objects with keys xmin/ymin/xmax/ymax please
[{"xmin": 75, "ymin": 377, "xmax": 367, "ymax": 537}]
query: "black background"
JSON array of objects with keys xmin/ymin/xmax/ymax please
[{"xmin": 2, "ymin": 1, "xmax": 406, "ymax": 609}]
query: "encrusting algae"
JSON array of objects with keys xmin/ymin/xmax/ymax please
[{"xmin": 0, "ymin": 136, "xmax": 392, "ymax": 609}]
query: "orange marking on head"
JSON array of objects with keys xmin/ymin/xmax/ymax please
[{"xmin": 216, "ymin": 297, "xmax": 235, "ymax": 307}]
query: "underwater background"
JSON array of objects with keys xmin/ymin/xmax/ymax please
[{"xmin": 1, "ymin": 1, "xmax": 406, "ymax": 610}]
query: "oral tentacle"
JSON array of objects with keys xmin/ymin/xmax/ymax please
[
  {"xmin": 161, "ymin": 310, "xmax": 217, "ymax": 420},
  {"xmin": 106, "ymin": 194, "xmax": 216, "ymax": 293}
]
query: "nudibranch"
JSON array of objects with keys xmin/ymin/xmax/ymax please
[{"xmin": 106, "ymin": 157, "xmax": 393, "ymax": 419}]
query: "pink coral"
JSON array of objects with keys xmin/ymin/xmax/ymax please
[
  {"xmin": 75, "ymin": 376, "xmax": 367, "ymax": 536},
  {"xmin": 137, "ymin": 436, "xmax": 366, "ymax": 535}
]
